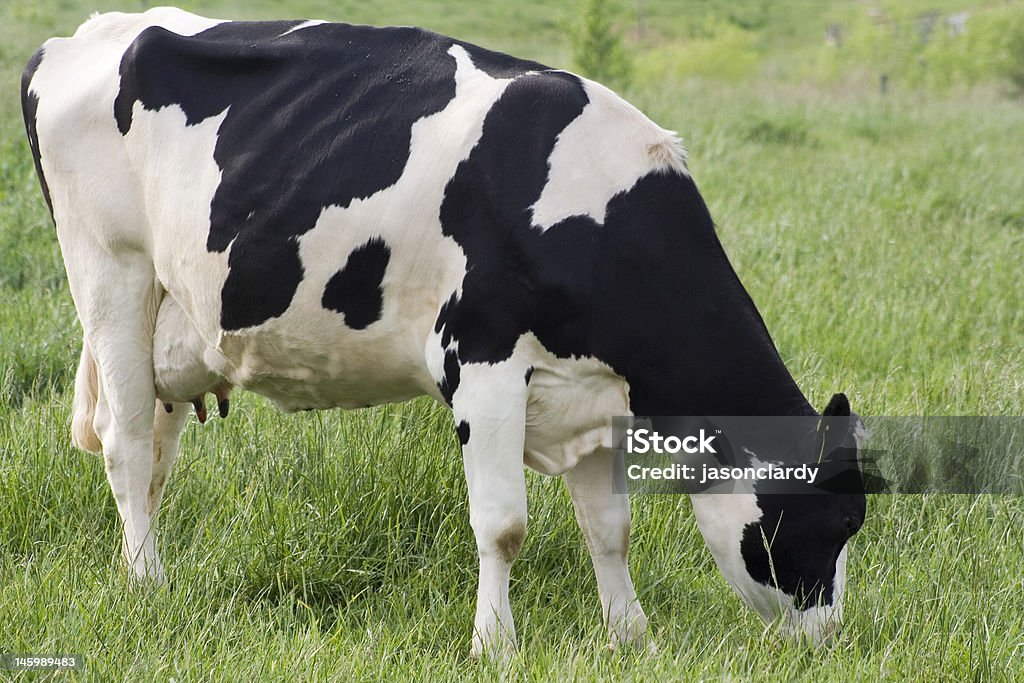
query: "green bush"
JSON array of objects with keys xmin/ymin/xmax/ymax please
[
  {"xmin": 808, "ymin": 3, "xmax": 1024, "ymax": 93},
  {"xmin": 917, "ymin": 5, "xmax": 1024, "ymax": 90},
  {"xmin": 999, "ymin": 8, "xmax": 1024, "ymax": 92},
  {"xmin": 634, "ymin": 20, "xmax": 759, "ymax": 85},
  {"xmin": 571, "ymin": 0, "xmax": 632, "ymax": 88}
]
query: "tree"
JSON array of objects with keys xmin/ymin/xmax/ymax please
[
  {"xmin": 1005, "ymin": 14, "xmax": 1024, "ymax": 93},
  {"xmin": 572, "ymin": 0, "xmax": 632, "ymax": 89}
]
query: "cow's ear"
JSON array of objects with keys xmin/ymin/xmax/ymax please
[
  {"xmin": 822, "ymin": 392, "xmax": 850, "ymax": 418},
  {"xmin": 818, "ymin": 393, "xmax": 852, "ymax": 460}
]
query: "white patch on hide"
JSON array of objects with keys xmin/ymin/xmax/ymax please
[
  {"xmin": 281, "ymin": 20, "xmax": 327, "ymax": 36},
  {"xmin": 529, "ymin": 78, "xmax": 687, "ymax": 231}
]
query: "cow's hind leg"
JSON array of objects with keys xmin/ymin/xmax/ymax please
[
  {"xmin": 563, "ymin": 448, "xmax": 651, "ymax": 651},
  {"xmin": 451, "ymin": 363, "xmax": 530, "ymax": 659},
  {"xmin": 70, "ymin": 250, "xmax": 165, "ymax": 583}
]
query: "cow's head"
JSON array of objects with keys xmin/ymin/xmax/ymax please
[{"xmin": 689, "ymin": 393, "xmax": 867, "ymax": 645}]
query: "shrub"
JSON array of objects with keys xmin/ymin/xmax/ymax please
[
  {"xmin": 571, "ymin": 0, "xmax": 632, "ymax": 88},
  {"xmin": 633, "ymin": 20, "xmax": 759, "ymax": 85},
  {"xmin": 999, "ymin": 8, "xmax": 1024, "ymax": 92},
  {"xmin": 809, "ymin": 3, "xmax": 1024, "ymax": 94}
]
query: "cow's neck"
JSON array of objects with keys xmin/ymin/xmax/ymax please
[
  {"xmin": 611, "ymin": 174, "xmax": 815, "ymax": 418},
  {"xmin": 622, "ymin": 299, "xmax": 816, "ymax": 417}
]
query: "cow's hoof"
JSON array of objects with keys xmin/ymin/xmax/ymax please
[
  {"xmin": 608, "ymin": 636, "xmax": 658, "ymax": 656},
  {"xmin": 470, "ymin": 634, "xmax": 517, "ymax": 663},
  {"xmin": 125, "ymin": 559, "xmax": 167, "ymax": 587},
  {"xmin": 608, "ymin": 612, "xmax": 654, "ymax": 654}
]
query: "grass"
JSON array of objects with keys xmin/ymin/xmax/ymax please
[{"xmin": 1, "ymin": 1, "xmax": 1023, "ymax": 680}]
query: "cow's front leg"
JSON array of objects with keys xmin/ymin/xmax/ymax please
[
  {"xmin": 452, "ymin": 364, "xmax": 530, "ymax": 660},
  {"xmin": 563, "ymin": 448, "xmax": 652, "ymax": 651}
]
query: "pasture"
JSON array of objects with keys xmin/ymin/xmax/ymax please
[{"xmin": 2, "ymin": 0, "xmax": 1023, "ymax": 680}]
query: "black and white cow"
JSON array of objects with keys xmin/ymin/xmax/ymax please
[{"xmin": 22, "ymin": 8, "xmax": 866, "ymax": 656}]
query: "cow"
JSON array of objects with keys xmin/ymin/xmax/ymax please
[{"xmin": 21, "ymin": 8, "xmax": 866, "ymax": 657}]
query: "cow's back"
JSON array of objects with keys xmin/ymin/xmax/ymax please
[{"xmin": 24, "ymin": 8, "xmax": 694, "ymax": 427}]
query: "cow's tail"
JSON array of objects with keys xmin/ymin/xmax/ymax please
[{"xmin": 71, "ymin": 339, "xmax": 103, "ymax": 453}]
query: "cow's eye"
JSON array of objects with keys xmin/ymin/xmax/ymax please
[{"xmin": 842, "ymin": 514, "xmax": 862, "ymax": 536}]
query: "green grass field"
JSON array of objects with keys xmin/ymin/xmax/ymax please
[{"xmin": 2, "ymin": 1, "xmax": 1023, "ymax": 680}]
